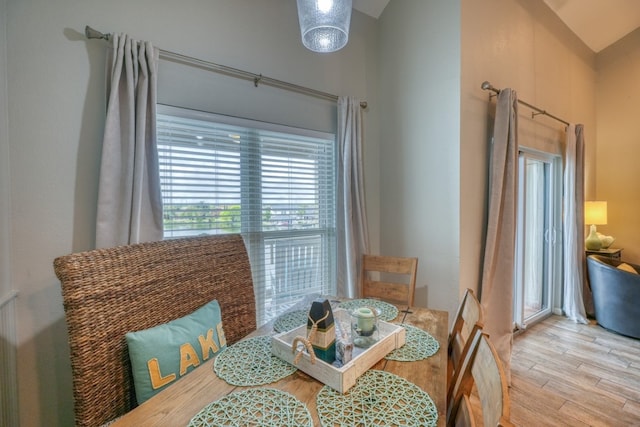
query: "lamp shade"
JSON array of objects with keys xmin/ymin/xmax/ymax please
[
  {"xmin": 585, "ymin": 201, "xmax": 607, "ymax": 225},
  {"xmin": 296, "ymin": 0, "xmax": 352, "ymax": 53}
]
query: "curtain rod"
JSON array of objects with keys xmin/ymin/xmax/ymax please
[
  {"xmin": 480, "ymin": 81, "xmax": 569, "ymax": 126},
  {"xmin": 85, "ymin": 26, "xmax": 367, "ymax": 109}
]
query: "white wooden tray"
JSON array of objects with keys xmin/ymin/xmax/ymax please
[{"xmin": 271, "ymin": 313, "xmax": 406, "ymax": 393}]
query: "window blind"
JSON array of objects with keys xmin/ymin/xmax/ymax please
[{"xmin": 156, "ymin": 105, "xmax": 337, "ymax": 325}]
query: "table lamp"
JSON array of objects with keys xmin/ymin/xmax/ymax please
[{"xmin": 585, "ymin": 201, "xmax": 607, "ymax": 250}]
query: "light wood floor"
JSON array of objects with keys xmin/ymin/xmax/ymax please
[{"xmin": 510, "ymin": 315, "xmax": 640, "ymax": 426}]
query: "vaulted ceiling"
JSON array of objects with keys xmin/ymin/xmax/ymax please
[
  {"xmin": 352, "ymin": 0, "xmax": 389, "ymax": 20},
  {"xmin": 353, "ymin": 0, "xmax": 640, "ymax": 53},
  {"xmin": 542, "ymin": 0, "xmax": 640, "ymax": 52}
]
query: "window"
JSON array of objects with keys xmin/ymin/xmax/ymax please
[{"xmin": 156, "ymin": 105, "xmax": 337, "ymax": 326}]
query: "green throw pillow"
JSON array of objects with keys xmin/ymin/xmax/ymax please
[{"xmin": 125, "ymin": 299, "xmax": 227, "ymax": 404}]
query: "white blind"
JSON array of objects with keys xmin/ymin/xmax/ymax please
[{"xmin": 157, "ymin": 105, "xmax": 337, "ymax": 325}]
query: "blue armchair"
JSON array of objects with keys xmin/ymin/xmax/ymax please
[{"xmin": 586, "ymin": 255, "xmax": 640, "ymax": 339}]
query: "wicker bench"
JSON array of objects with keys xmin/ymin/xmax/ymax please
[{"xmin": 54, "ymin": 234, "xmax": 256, "ymax": 427}]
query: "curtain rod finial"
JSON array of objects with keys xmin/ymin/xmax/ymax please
[
  {"xmin": 85, "ymin": 25, "xmax": 110, "ymax": 41},
  {"xmin": 481, "ymin": 81, "xmax": 500, "ymax": 95}
]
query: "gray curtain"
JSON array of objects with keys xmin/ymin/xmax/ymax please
[
  {"xmin": 480, "ymin": 88, "xmax": 517, "ymax": 382},
  {"xmin": 95, "ymin": 34, "xmax": 163, "ymax": 248},
  {"xmin": 336, "ymin": 96, "xmax": 369, "ymax": 298},
  {"xmin": 563, "ymin": 124, "xmax": 588, "ymax": 323}
]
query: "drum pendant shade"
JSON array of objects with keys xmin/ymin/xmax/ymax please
[{"xmin": 296, "ymin": 0, "xmax": 352, "ymax": 53}]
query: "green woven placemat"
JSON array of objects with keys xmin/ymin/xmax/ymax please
[
  {"xmin": 338, "ymin": 299, "xmax": 399, "ymax": 322},
  {"xmin": 213, "ymin": 336, "xmax": 296, "ymax": 386},
  {"xmin": 188, "ymin": 388, "xmax": 312, "ymax": 427},
  {"xmin": 316, "ymin": 370, "xmax": 438, "ymax": 427},
  {"xmin": 385, "ymin": 324, "xmax": 440, "ymax": 361},
  {"xmin": 273, "ymin": 309, "xmax": 308, "ymax": 333}
]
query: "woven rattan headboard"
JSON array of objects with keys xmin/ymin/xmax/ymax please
[{"xmin": 54, "ymin": 234, "xmax": 256, "ymax": 427}]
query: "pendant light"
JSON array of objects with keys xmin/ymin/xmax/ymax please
[{"xmin": 296, "ymin": 0, "xmax": 352, "ymax": 53}]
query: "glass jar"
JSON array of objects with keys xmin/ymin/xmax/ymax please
[{"xmin": 350, "ymin": 307, "xmax": 379, "ymax": 348}]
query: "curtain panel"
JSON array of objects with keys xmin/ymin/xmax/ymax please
[
  {"xmin": 336, "ymin": 96, "xmax": 369, "ymax": 298},
  {"xmin": 480, "ymin": 88, "xmax": 518, "ymax": 383},
  {"xmin": 562, "ymin": 124, "xmax": 589, "ymax": 323},
  {"xmin": 95, "ymin": 34, "xmax": 163, "ymax": 248}
]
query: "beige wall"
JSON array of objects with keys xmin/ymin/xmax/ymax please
[
  {"xmin": 596, "ymin": 28, "xmax": 640, "ymax": 264},
  {"xmin": 460, "ymin": 0, "xmax": 597, "ymax": 306},
  {"xmin": 4, "ymin": 1, "xmax": 379, "ymax": 425}
]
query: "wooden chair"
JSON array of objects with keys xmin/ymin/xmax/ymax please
[
  {"xmin": 54, "ymin": 234, "xmax": 257, "ymax": 427},
  {"xmin": 447, "ymin": 288, "xmax": 484, "ymax": 401},
  {"xmin": 447, "ymin": 329, "xmax": 513, "ymax": 427},
  {"xmin": 452, "ymin": 394, "xmax": 477, "ymax": 427},
  {"xmin": 361, "ymin": 254, "xmax": 418, "ymax": 307}
]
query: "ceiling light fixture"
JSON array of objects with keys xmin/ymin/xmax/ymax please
[{"xmin": 296, "ymin": 0, "xmax": 352, "ymax": 53}]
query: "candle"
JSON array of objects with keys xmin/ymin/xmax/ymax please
[{"xmin": 355, "ymin": 307, "xmax": 375, "ymax": 336}]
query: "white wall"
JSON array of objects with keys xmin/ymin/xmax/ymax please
[
  {"xmin": 596, "ymin": 28, "xmax": 640, "ymax": 264},
  {"xmin": 460, "ymin": 0, "xmax": 597, "ymax": 307},
  {"xmin": 5, "ymin": 1, "xmax": 379, "ymax": 425},
  {"xmin": 377, "ymin": 0, "xmax": 461, "ymax": 315}
]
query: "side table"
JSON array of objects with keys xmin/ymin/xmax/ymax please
[{"xmin": 586, "ymin": 248, "xmax": 622, "ymax": 260}]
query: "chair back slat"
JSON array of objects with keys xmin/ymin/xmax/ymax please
[
  {"xmin": 361, "ymin": 255, "xmax": 418, "ymax": 307},
  {"xmin": 448, "ymin": 329, "xmax": 513, "ymax": 427},
  {"xmin": 452, "ymin": 394, "xmax": 477, "ymax": 427},
  {"xmin": 447, "ymin": 288, "xmax": 485, "ymax": 400}
]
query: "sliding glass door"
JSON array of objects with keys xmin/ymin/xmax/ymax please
[{"xmin": 514, "ymin": 150, "xmax": 560, "ymax": 329}]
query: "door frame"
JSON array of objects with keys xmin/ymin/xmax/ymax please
[{"xmin": 514, "ymin": 148, "xmax": 562, "ymax": 330}]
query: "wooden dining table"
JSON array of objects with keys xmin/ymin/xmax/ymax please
[{"xmin": 111, "ymin": 304, "xmax": 448, "ymax": 426}]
